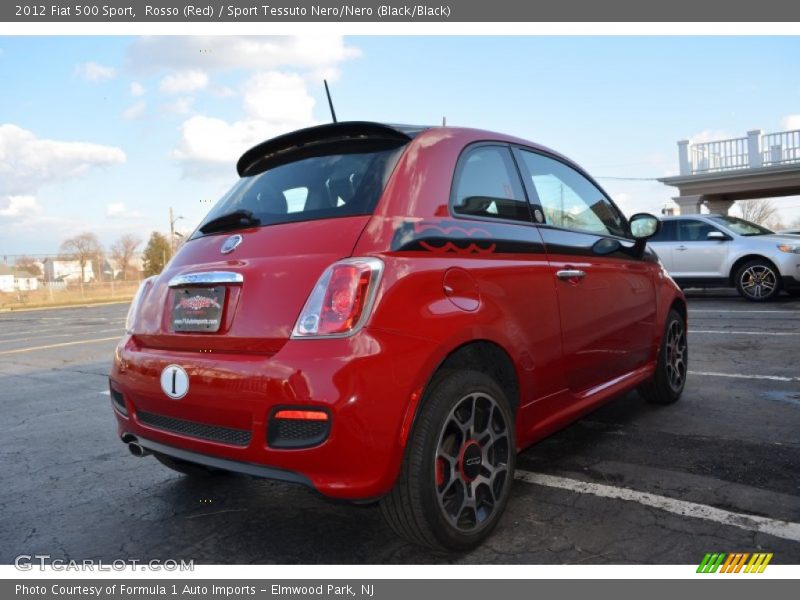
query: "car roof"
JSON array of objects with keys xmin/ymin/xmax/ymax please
[{"xmin": 237, "ymin": 120, "xmax": 577, "ymax": 178}]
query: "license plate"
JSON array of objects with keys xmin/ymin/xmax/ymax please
[{"xmin": 171, "ymin": 286, "xmax": 225, "ymax": 332}]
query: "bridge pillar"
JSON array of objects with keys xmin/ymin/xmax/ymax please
[
  {"xmin": 673, "ymin": 194, "xmax": 704, "ymax": 215},
  {"xmin": 703, "ymin": 198, "xmax": 734, "ymax": 215}
]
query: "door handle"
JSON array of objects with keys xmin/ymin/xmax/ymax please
[
  {"xmin": 676, "ymin": 245, "xmax": 688, "ymax": 251},
  {"xmin": 556, "ymin": 269, "xmax": 586, "ymax": 282}
]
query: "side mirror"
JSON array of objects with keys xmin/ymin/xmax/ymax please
[
  {"xmin": 629, "ymin": 213, "xmax": 661, "ymax": 240},
  {"xmin": 707, "ymin": 231, "xmax": 728, "ymax": 241}
]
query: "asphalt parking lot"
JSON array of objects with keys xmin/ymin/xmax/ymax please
[{"xmin": 0, "ymin": 293, "xmax": 798, "ymax": 565}]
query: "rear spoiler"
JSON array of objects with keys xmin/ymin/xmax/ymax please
[{"xmin": 236, "ymin": 121, "xmax": 427, "ymax": 177}]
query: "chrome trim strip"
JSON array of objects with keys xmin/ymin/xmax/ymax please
[{"xmin": 168, "ymin": 271, "xmax": 244, "ymax": 288}]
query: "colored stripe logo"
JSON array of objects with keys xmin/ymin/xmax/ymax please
[{"xmin": 697, "ymin": 552, "xmax": 773, "ymax": 573}]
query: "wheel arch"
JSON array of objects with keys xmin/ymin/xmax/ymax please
[
  {"xmin": 669, "ymin": 296, "xmax": 687, "ymax": 324},
  {"xmin": 399, "ymin": 339, "xmax": 521, "ymax": 449},
  {"xmin": 728, "ymin": 254, "xmax": 780, "ymax": 286}
]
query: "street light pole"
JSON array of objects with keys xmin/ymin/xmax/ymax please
[{"xmin": 169, "ymin": 207, "xmax": 184, "ymax": 254}]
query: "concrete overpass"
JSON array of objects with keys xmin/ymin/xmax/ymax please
[{"xmin": 659, "ymin": 128, "xmax": 800, "ymax": 214}]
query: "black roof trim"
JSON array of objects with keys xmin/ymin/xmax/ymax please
[{"xmin": 236, "ymin": 121, "xmax": 428, "ymax": 177}]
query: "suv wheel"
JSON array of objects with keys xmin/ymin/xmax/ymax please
[
  {"xmin": 154, "ymin": 453, "xmax": 227, "ymax": 478},
  {"xmin": 638, "ymin": 309, "xmax": 687, "ymax": 405},
  {"xmin": 380, "ymin": 370, "xmax": 516, "ymax": 551},
  {"xmin": 735, "ymin": 260, "xmax": 781, "ymax": 302}
]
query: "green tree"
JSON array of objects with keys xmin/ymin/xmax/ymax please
[{"xmin": 142, "ymin": 232, "xmax": 172, "ymax": 277}]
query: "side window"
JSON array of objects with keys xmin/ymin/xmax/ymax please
[
  {"xmin": 282, "ymin": 187, "xmax": 308, "ymax": 213},
  {"xmin": 518, "ymin": 150, "xmax": 627, "ymax": 238},
  {"xmin": 649, "ymin": 220, "xmax": 677, "ymax": 242},
  {"xmin": 452, "ymin": 145, "xmax": 530, "ymax": 222},
  {"xmin": 677, "ymin": 220, "xmax": 718, "ymax": 242}
]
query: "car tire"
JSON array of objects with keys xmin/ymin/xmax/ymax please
[
  {"xmin": 734, "ymin": 259, "xmax": 781, "ymax": 302},
  {"xmin": 379, "ymin": 370, "xmax": 516, "ymax": 551},
  {"xmin": 154, "ymin": 452, "xmax": 227, "ymax": 478},
  {"xmin": 638, "ymin": 309, "xmax": 687, "ymax": 405}
]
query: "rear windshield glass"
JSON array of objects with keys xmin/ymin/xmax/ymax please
[{"xmin": 193, "ymin": 147, "xmax": 404, "ymax": 237}]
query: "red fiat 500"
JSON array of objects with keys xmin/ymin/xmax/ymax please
[{"xmin": 111, "ymin": 122, "xmax": 687, "ymax": 550}]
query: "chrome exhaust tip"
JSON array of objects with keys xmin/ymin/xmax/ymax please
[{"xmin": 128, "ymin": 441, "xmax": 150, "ymax": 457}]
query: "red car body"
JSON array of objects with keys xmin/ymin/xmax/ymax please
[{"xmin": 111, "ymin": 122, "xmax": 685, "ymax": 504}]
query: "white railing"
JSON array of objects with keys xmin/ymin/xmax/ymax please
[
  {"xmin": 762, "ymin": 129, "xmax": 800, "ymax": 167},
  {"xmin": 689, "ymin": 136, "xmax": 749, "ymax": 173},
  {"xmin": 678, "ymin": 128, "xmax": 800, "ymax": 175}
]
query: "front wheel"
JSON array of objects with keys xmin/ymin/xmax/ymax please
[
  {"xmin": 380, "ymin": 370, "xmax": 516, "ymax": 551},
  {"xmin": 638, "ymin": 308, "xmax": 688, "ymax": 405},
  {"xmin": 734, "ymin": 260, "xmax": 781, "ymax": 301}
]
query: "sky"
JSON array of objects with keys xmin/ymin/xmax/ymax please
[{"xmin": 1, "ymin": 35, "xmax": 800, "ymax": 258}]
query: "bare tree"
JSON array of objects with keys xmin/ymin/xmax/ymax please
[
  {"xmin": 14, "ymin": 255, "xmax": 42, "ymax": 278},
  {"xmin": 60, "ymin": 232, "xmax": 102, "ymax": 293},
  {"xmin": 110, "ymin": 234, "xmax": 142, "ymax": 281},
  {"xmin": 735, "ymin": 199, "xmax": 777, "ymax": 225}
]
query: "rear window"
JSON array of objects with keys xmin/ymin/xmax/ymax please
[{"xmin": 194, "ymin": 147, "xmax": 404, "ymax": 237}]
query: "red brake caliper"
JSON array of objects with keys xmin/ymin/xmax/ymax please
[{"xmin": 435, "ymin": 457, "xmax": 446, "ymax": 487}]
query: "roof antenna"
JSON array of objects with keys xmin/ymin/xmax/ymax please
[{"xmin": 324, "ymin": 80, "xmax": 338, "ymax": 123}]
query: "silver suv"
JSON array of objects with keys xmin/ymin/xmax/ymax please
[{"xmin": 648, "ymin": 215, "xmax": 800, "ymax": 301}]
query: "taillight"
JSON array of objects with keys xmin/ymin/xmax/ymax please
[
  {"xmin": 292, "ymin": 257, "xmax": 384, "ymax": 338},
  {"xmin": 125, "ymin": 276, "xmax": 156, "ymax": 334}
]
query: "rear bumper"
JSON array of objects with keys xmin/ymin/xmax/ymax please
[
  {"xmin": 129, "ymin": 435, "xmax": 314, "ymax": 487},
  {"xmin": 110, "ymin": 328, "xmax": 434, "ymax": 500}
]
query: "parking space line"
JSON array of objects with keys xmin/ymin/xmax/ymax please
[
  {"xmin": 689, "ymin": 329, "xmax": 797, "ymax": 336},
  {"xmin": 690, "ymin": 309, "xmax": 800, "ymax": 314},
  {"xmin": 514, "ymin": 470, "xmax": 800, "ymax": 543},
  {"xmin": 0, "ymin": 336, "xmax": 121, "ymax": 355},
  {"xmin": 688, "ymin": 370, "xmax": 800, "ymax": 382},
  {"xmin": 0, "ymin": 327, "xmax": 122, "ymax": 345}
]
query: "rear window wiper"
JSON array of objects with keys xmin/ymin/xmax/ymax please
[{"xmin": 199, "ymin": 209, "xmax": 261, "ymax": 234}]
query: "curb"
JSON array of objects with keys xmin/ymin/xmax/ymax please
[{"xmin": 0, "ymin": 299, "xmax": 132, "ymax": 314}]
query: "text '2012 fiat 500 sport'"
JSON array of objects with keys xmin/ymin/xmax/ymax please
[{"xmin": 111, "ymin": 121, "xmax": 687, "ymax": 551}]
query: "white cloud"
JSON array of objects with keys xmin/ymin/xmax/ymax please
[
  {"xmin": 689, "ymin": 130, "xmax": 736, "ymax": 144},
  {"xmin": 106, "ymin": 202, "xmax": 141, "ymax": 218},
  {"xmin": 75, "ymin": 61, "xmax": 116, "ymax": 82},
  {"xmin": 171, "ymin": 71, "xmax": 318, "ymax": 177},
  {"xmin": 781, "ymin": 115, "xmax": 800, "ymax": 131},
  {"xmin": 0, "ymin": 124, "xmax": 126, "ymax": 197},
  {"xmin": 122, "ymin": 101, "xmax": 146, "ymax": 120},
  {"xmin": 159, "ymin": 69, "xmax": 209, "ymax": 94},
  {"xmin": 127, "ymin": 36, "xmax": 360, "ymax": 74},
  {"xmin": 162, "ymin": 97, "xmax": 194, "ymax": 116},
  {"xmin": 130, "ymin": 81, "xmax": 146, "ymax": 97},
  {"xmin": 171, "ymin": 115, "xmax": 271, "ymax": 177},
  {"xmin": 0, "ymin": 195, "xmax": 41, "ymax": 218},
  {"xmin": 242, "ymin": 72, "xmax": 314, "ymax": 124}
]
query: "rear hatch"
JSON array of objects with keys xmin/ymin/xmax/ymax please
[{"xmin": 131, "ymin": 122, "xmax": 414, "ymax": 354}]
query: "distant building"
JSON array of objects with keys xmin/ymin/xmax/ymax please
[
  {"xmin": 13, "ymin": 269, "xmax": 39, "ymax": 291},
  {"xmin": 43, "ymin": 258, "xmax": 94, "ymax": 283},
  {"xmin": 0, "ymin": 265, "xmax": 14, "ymax": 293}
]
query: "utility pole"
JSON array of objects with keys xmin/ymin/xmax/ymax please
[{"xmin": 169, "ymin": 207, "xmax": 184, "ymax": 254}]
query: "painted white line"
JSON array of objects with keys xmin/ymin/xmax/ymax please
[
  {"xmin": 98, "ymin": 390, "xmax": 110, "ymax": 396},
  {"xmin": 515, "ymin": 470, "xmax": 800, "ymax": 543},
  {"xmin": 0, "ymin": 327, "xmax": 122, "ymax": 345},
  {"xmin": 690, "ymin": 309, "xmax": 800, "ymax": 314},
  {"xmin": 689, "ymin": 370, "xmax": 800, "ymax": 383},
  {"xmin": 0, "ymin": 336, "xmax": 121, "ymax": 355},
  {"xmin": 689, "ymin": 329, "xmax": 797, "ymax": 336}
]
